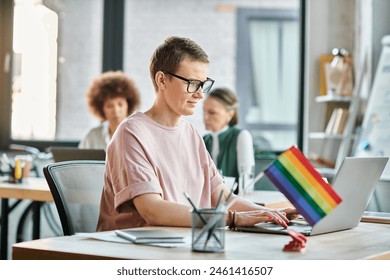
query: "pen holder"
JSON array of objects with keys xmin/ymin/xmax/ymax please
[{"xmin": 191, "ymin": 208, "xmax": 226, "ymax": 253}]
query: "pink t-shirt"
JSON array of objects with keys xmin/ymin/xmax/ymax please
[{"xmin": 97, "ymin": 112, "xmax": 223, "ymax": 231}]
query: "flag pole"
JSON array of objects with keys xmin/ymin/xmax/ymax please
[{"xmin": 242, "ymin": 171, "xmax": 265, "ymax": 193}]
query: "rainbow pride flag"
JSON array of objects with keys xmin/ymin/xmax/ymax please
[{"xmin": 264, "ymin": 146, "xmax": 342, "ymax": 226}]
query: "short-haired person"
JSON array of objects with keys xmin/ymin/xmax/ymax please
[
  {"xmin": 79, "ymin": 71, "xmax": 141, "ymax": 150},
  {"xmin": 97, "ymin": 36, "xmax": 297, "ymax": 231},
  {"xmin": 203, "ymin": 88, "xmax": 255, "ymax": 193}
]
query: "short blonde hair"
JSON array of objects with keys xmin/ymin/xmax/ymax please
[{"xmin": 149, "ymin": 36, "xmax": 209, "ymax": 91}]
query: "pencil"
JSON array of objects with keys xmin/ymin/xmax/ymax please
[{"xmin": 184, "ymin": 192, "xmax": 207, "ymax": 224}]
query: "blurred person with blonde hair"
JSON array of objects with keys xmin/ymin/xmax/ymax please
[{"xmin": 203, "ymin": 87, "xmax": 255, "ymax": 193}]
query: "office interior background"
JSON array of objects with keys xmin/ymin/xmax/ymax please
[
  {"xmin": 1, "ymin": 0, "xmax": 390, "ymax": 257},
  {"xmin": 1, "ymin": 0, "xmax": 303, "ymax": 152},
  {"xmin": 0, "ymin": 0, "xmax": 387, "ymax": 151}
]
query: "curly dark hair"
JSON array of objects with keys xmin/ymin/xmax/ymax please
[{"xmin": 87, "ymin": 71, "xmax": 140, "ymax": 120}]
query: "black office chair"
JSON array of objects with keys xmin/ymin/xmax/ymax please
[{"xmin": 43, "ymin": 160, "xmax": 105, "ymax": 235}]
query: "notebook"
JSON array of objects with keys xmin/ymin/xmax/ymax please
[
  {"xmin": 50, "ymin": 147, "xmax": 106, "ymax": 162},
  {"xmin": 236, "ymin": 156, "xmax": 389, "ymax": 236},
  {"xmin": 115, "ymin": 229, "xmax": 185, "ymax": 244}
]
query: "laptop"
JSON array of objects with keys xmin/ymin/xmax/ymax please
[
  {"xmin": 50, "ymin": 147, "xmax": 106, "ymax": 162},
  {"xmin": 237, "ymin": 156, "xmax": 389, "ymax": 236}
]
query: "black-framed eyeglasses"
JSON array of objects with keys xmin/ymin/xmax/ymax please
[{"xmin": 164, "ymin": 71, "xmax": 215, "ymax": 94}]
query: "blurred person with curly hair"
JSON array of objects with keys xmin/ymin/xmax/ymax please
[{"xmin": 79, "ymin": 71, "xmax": 140, "ymax": 150}]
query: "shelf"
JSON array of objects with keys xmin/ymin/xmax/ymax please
[
  {"xmin": 315, "ymin": 95, "xmax": 352, "ymax": 103},
  {"xmin": 309, "ymin": 132, "xmax": 356, "ymax": 140},
  {"xmin": 309, "ymin": 53, "xmax": 364, "ymax": 171},
  {"xmin": 309, "ymin": 132, "xmax": 345, "ymax": 140}
]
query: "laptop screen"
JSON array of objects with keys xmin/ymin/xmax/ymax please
[{"xmin": 49, "ymin": 147, "xmax": 106, "ymax": 162}]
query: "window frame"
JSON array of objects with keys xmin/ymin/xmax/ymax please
[
  {"xmin": 0, "ymin": 0, "xmax": 124, "ymax": 151},
  {"xmin": 0, "ymin": 0, "xmax": 15, "ymax": 150},
  {"xmin": 236, "ymin": 3, "xmax": 305, "ymax": 151}
]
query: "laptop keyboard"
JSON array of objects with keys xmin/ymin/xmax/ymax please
[
  {"xmin": 286, "ymin": 223, "xmax": 312, "ymax": 234},
  {"xmin": 252, "ymin": 221, "xmax": 313, "ymax": 235}
]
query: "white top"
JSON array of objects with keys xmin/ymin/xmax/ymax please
[
  {"xmin": 210, "ymin": 126, "xmax": 228, "ymax": 161},
  {"xmin": 78, "ymin": 121, "xmax": 110, "ymax": 150},
  {"xmin": 210, "ymin": 126, "xmax": 255, "ymax": 175}
]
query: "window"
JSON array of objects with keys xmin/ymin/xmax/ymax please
[
  {"xmin": 11, "ymin": 1, "xmax": 58, "ymax": 140},
  {"xmin": 5, "ymin": 0, "xmax": 103, "ymax": 147},
  {"xmin": 237, "ymin": 8, "xmax": 301, "ymax": 151}
]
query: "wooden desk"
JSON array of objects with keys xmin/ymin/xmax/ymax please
[
  {"xmin": 12, "ymin": 223, "xmax": 390, "ymax": 260},
  {"xmin": 0, "ymin": 187, "xmax": 283, "ymax": 260},
  {"xmin": 0, "ymin": 177, "xmax": 53, "ymax": 260},
  {"xmin": 0, "ymin": 177, "xmax": 52, "ymax": 201}
]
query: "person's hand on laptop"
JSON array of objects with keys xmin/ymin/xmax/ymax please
[
  {"xmin": 234, "ymin": 209, "xmax": 290, "ymax": 229},
  {"xmin": 279, "ymin": 207, "xmax": 300, "ymax": 221}
]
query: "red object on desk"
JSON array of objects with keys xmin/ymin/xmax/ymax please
[{"xmin": 283, "ymin": 230, "xmax": 307, "ymax": 252}]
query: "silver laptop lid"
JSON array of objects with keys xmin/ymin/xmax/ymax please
[
  {"xmin": 236, "ymin": 157, "xmax": 388, "ymax": 236},
  {"xmin": 311, "ymin": 157, "xmax": 388, "ymax": 235}
]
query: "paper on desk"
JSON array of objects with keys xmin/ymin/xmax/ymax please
[{"xmin": 76, "ymin": 232, "xmax": 191, "ymax": 248}]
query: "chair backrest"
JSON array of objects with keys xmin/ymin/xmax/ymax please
[{"xmin": 43, "ymin": 160, "xmax": 105, "ymax": 235}]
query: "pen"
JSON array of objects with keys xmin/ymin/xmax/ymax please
[
  {"xmin": 215, "ymin": 189, "xmax": 224, "ymax": 209},
  {"xmin": 183, "ymin": 192, "xmax": 207, "ymax": 224},
  {"xmin": 224, "ymin": 182, "xmax": 237, "ymax": 205}
]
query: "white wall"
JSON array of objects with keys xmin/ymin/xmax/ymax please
[
  {"xmin": 304, "ymin": 0, "xmax": 356, "ymax": 158},
  {"xmin": 371, "ymin": 0, "xmax": 390, "ymax": 79}
]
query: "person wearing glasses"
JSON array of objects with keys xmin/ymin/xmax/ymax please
[
  {"xmin": 97, "ymin": 36, "xmax": 296, "ymax": 231},
  {"xmin": 203, "ymin": 87, "xmax": 255, "ymax": 195},
  {"xmin": 79, "ymin": 71, "xmax": 140, "ymax": 150}
]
